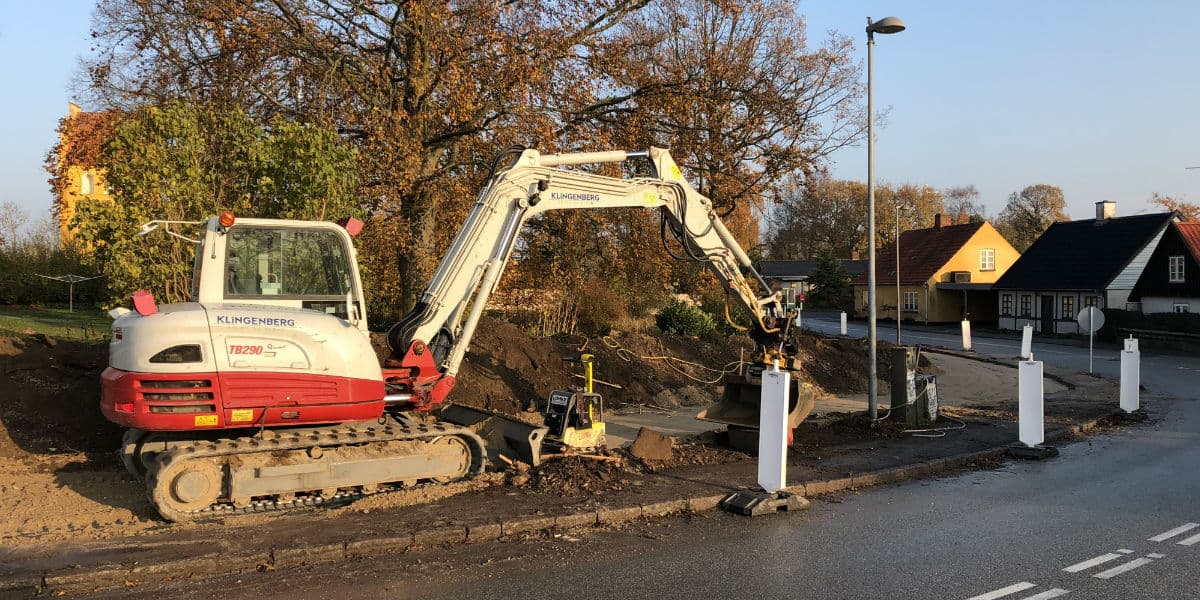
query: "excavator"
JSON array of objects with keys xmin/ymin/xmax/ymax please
[{"xmin": 100, "ymin": 147, "xmax": 814, "ymax": 522}]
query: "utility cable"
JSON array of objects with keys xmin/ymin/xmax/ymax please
[{"xmin": 600, "ymin": 335, "xmax": 744, "ymax": 385}]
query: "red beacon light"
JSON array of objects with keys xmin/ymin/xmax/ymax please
[
  {"xmin": 218, "ymin": 210, "xmax": 236, "ymax": 228},
  {"xmin": 337, "ymin": 216, "xmax": 364, "ymax": 237}
]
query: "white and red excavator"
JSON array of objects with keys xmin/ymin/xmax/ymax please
[{"xmin": 100, "ymin": 147, "xmax": 814, "ymax": 521}]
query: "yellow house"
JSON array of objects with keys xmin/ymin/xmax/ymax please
[
  {"xmin": 53, "ymin": 103, "xmax": 114, "ymax": 246},
  {"xmin": 853, "ymin": 215, "xmax": 1020, "ymax": 323}
]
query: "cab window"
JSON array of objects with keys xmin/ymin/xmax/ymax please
[{"xmin": 224, "ymin": 227, "xmax": 352, "ymax": 299}]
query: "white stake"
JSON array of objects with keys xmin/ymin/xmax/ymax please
[
  {"xmin": 758, "ymin": 361, "xmax": 790, "ymax": 494},
  {"xmin": 1021, "ymin": 324, "xmax": 1033, "ymax": 359},
  {"xmin": 1121, "ymin": 337, "xmax": 1140, "ymax": 413},
  {"xmin": 1018, "ymin": 359, "xmax": 1044, "ymax": 447},
  {"xmin": 961, "ymin": 319, "xmax": 972, "ymax": 351},
  {"xmin": 840, "ymin": 311, "xmax": 847, "ymax": 336}
]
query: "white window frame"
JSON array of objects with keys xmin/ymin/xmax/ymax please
[
  {"xmin": 979, "ymin": 248, "xmax": 996, "ymax": 272},
  {"xmin": 80, "ymin": 172, "xmax": 95, "ymax": 195},
  {"xmin": 1020, "ymin": 294, "xmax": 1032, "ymax": 317},
  {"xmin": 1001, "ymin": 293, "xmax": 1013, "ymax": 316},
  {"xmin": 1169, "ymin": 255, "xmax": 1185, "ymax": 283},
  {"xmin": 903, "ymin": 291, "xmax": 918, "ymax": 311},
  {"xmin": 1175, "ymin": 303, "xmax": 1190, "ymax": 314},
  {"xmin": 1083, "ymin": 295, "xmax": 1099, "ymax": 308}
]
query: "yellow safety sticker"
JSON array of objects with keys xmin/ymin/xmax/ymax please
[
  {"xmin": 644, "ymin": 191, "xmax": 658, "ymax": 205},
  {"xmin": 230, "ymin": 409, "xmax": 254, "ymax": 422},
  {"xmin": 670, "ymin": 164, "xmax": 683, "ymax": 180},
  {"xmin": 194, "ymin": 415, "xmax": 218, "ymax": 427}
]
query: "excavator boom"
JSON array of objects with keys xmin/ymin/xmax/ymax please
[{"xmin": 387, "ymin": 148, "xmax": 797, "ymax": 415}]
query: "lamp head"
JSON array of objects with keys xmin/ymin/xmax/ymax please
[
  {"xmin": 867, "ymin": 16, "xmax": 906, "ymax": 35},
  {"xmin": 136, "ymin": 222, "xmax": 160, "ymax": 237}
]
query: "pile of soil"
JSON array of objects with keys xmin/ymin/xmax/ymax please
[
  {"xmin": 374, "ymin": 317, "xmax": 906, "ymax": 416},
  {"xmin": 0, "ymin": 336, "xmax": 120, "ymax": 465},
  {"xmin": 525, "ymin": 456, "xmax": 629, "ymax": 496}
]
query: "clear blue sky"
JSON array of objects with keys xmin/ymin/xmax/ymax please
[{"xmin": 1, "ymin": 1, "xmax": 1197, "ymax": 226}]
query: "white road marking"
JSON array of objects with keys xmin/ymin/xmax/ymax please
[
  {"xmin": 1092, "ymin": 557, "xmax": 1155, "ymax": 579},
  {"xmin": 1148, "ymin": 553, "xmax": 1165, "ymax": 558},
  {"xmin": 1176, "ymin": 532, "xmax": 1200, "ymax": 546},
  {"xmin": 1118, "ymin": 548, "xmax": 1133, "ymax": 554},
  {"xmin": 967, "ymin": 582, "xmax": 1038, "ymax": 600},
  {"xmin": 1020, "ymin": 589, "xmax": 1069, "ymax": 600},
  {"xmin": 1063, "ymin": 552, "xmax": 1123, "ymax": 573},
  {"xmin": 1149, "ymin": 522, "xmax": 1199, "ymax": 542}
]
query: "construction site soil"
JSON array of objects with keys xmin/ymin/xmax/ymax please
[{"xmin": 0, "ymin": 320, "xmax": 1123, "ymax": 556}]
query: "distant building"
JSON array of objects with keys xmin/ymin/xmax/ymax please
[
  {"xmin": 760, "ymin": 256, "xmax": 867, "ymax": 307},
  {"xmin": 52, "ymin": 103, "xmax": 114, "ymax": 245},
  {"xmin": 993, "ymin": 202, "xmax": 1177, "ymax": 333},
  {"xmin": 1129, "ymin": 221, "xmax": 1200, "ymax": 314},
  {"xmin": 852, "ymin": 214, "xmax": 1020, "ymax": 324}
]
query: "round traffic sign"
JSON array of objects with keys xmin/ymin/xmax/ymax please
[{"xmin": 1076, "ymin": 306, "xmax": 1105, "ymax": 333}]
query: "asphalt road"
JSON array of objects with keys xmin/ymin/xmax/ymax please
[{"xmin": 98, "ymin": 318, "xmax": 1200, "ymax": 600}]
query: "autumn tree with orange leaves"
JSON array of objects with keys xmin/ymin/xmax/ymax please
[{"xmin": 82, "ymin": 0, "xmax": 865, "ymax": 324}]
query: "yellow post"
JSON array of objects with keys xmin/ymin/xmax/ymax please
[{"xmin": 581, "ymin": 353, "xmax": 594, "ymax": 394}]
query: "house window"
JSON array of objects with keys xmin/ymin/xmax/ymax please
[
  {"xmin": 80, "ymin": 172, "xmax": 95, "ymax": 195},
  {"xmin": 1020, "ymin": 294, "xmax": 1032, "ymax": 317},
  {"xmin": 1175, "ymin": 303, "xmax": 1190, "ymax": 314},
  {"xmin": 1083, "ymin": 296, "xmax": 1099, "ymax": 308},
  {"xmin": 1169, "ymin": 256, "xmax": 1185, "ymax": 283},
  {"xmin": 903, "ymin": 291, "xmax": 918, "ymax": 311},
  {"xmin": 980, "ymin": 248, "xmax": 996, "ymax": 272},
  {"xmin": 1061, "ymin": 296, "xmax": 1074, "ymax": 319},
  {"xmin": 1001, "ymin": 294, "xmax": 1013, "ymax": 316}
]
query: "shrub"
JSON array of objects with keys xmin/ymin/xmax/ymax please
[
  {"xmin": 576, "ymin": 279, "xmax": 626, "ymax": 336},
  {"xmin": 655, "ymin": 299, "xmax": 716, "ymax": 337}
]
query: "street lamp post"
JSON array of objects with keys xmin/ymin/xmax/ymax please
[
  {"xmin": 866, "ymin": 15, "xmax": 905, "ymax": 421},
  {"xmin": 896, "ymin": 203, "xmax": 902, "ymax": 344}
]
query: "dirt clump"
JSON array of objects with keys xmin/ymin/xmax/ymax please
[
  {"xmin": 628, "ymin": 427, "xmax": 674, "ymax": 461},
  {"xmin": 526, "ymin": 456, "xmax": 629, "ymax": 496}
]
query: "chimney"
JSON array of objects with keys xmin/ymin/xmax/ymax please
[
  {"xmin": 933, "ymin": 213, "xmax": 943, "ymax": 229},
  {"xmin": 1096, "ymin": 201, "xmax": 1116, "ymax": 220}
]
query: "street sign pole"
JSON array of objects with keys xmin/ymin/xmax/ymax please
[{"xmin": 1076, "ymin": 307, "xmax": 1105, "ymax": 375}]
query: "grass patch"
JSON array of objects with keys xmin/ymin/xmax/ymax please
[{"xmin": 0, "ymin": 305, "xmax": 109, "ymax": 342}]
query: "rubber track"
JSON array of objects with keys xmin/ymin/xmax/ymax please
[{"xmin": 145, "ymin": 417, "xmax": 488, "ymax": 522}]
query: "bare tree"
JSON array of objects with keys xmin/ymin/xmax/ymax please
[
  {"xmin": 944, "ymin": 185, "xmax": 986, "ymax": 224},
  {"xmin": 996, "ymin": 184, "xmax": 1068, "ymax": 251}
]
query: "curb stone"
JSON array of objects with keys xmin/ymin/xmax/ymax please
[{"xmin": 18, "ymin": 410, "xmax": 1128, "ymax": 595}]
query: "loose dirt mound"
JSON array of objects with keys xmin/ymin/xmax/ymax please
[
  {"xmin": 373, "ymin": 317, "xmax": 899, "ymax": 416},
  {"xmin": 526, "ymin": 456, "xmax": 629, "ymax": 496},
  {"xmin": 0, "ymin": 336, "xmax": 120, "ymax": 464}
]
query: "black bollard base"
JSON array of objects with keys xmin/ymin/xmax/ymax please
[{"xmin": 1007, "ymin": 443, "xmax": 1059, "ymax": 460}]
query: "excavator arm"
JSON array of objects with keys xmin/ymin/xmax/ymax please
[{"xmin": 386, "ymin": 147, "xmax": 793, "ymax": 410}]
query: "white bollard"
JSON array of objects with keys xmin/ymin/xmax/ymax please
[
  {"xmin": 1021, "ymin": 324, "xmax": 1033, "ymax": 359},
  {"xmin": 840, "ymin": 311, "xmax": 847, "ymax": 336},
  {"xmin": 1018, "ymin": 359, "xmax": 1044, "ymax": 447},
  {"xmin": 961, "ymin": 319, "xmax": 972, "ymax": 351},
  {"xmin": 1121, "ymin": 338, "xmax": 1140, "ymax": 413},
  {"xmin": 758, "ymin": 361, "xmax": 790, "ymax": 494}
]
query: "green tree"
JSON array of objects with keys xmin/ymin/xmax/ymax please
[
  {"xmin": 70, "ymin": 102, "xmax": 359, "ymax": 306},
  {"xmin": 806, "ymin": 253, "xmax": 853, "ymax": 311},
  {"xmin": 996, "ymin": 184, "xmax": 1068, "ymax": 251}
]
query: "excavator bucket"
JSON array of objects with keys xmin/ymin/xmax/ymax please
[
  {"xmin": 696, "ymin": 370, "xmax": 816, "ymax": 431},
  {"xmin": 437, "ymin": 404, "xmax": 550, "ymax": 467}
]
